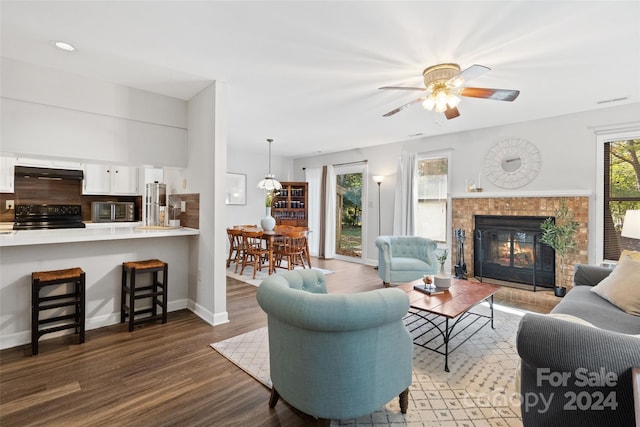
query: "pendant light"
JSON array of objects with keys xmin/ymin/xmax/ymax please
[{"xmin": 257, "ymin": 138, "xmax": 282, "ymax": 191}]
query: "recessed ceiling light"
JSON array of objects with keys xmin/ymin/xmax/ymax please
[{"xmin": 54, "ymin": 41, "xmax": 76, "ymax": 52}]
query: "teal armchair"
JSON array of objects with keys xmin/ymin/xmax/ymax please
[
  {"xmin": 256, "ymin": 270, "xmax": 412, "ymax": 425},
  {"xmin": 375, "ymin": 235, "xmax": 439, "ymax": 286}
]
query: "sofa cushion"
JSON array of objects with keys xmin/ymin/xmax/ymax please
[
  {"xmin": 552, "ymin": 286, "xmax": 640, "ymax": 334},
  {"xmin": 591, "ymin": 255, "xmax": 640, "ymax": 317}
]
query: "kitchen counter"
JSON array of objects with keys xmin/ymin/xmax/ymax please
[
  {"xmin": 1, "ymin": 222, "xmax": 199, "ymax": 350},
  {"xmin": 0, "ymin": 223, "xmax": 199, "ymax": 247}
]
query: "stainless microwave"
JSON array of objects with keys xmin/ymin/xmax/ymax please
[{"xmin": 91, "ymin": 202, "xmax": 135, "ymax": 222}]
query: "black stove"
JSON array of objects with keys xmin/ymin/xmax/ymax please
[{"xmin": 14, "ymin": 204, "xmax": 86, "ymax": 230}]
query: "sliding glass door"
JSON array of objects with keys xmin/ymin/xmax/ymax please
[{"xmin": 334, "ymin": 164, "xmax": 366, "ymax": 261}]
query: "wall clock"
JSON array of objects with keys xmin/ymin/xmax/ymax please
[{"xmin": 484, "ymin": 138, "xmax": 541, "ymax": 189}]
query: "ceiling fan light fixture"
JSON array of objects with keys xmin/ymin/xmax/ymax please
[
  {"xmin": 447, "ymin": 93, "xmax": 461, "ymax": 108},
  {"xmin": 381, "ymin": 63, "xmax": 519, "ymax": 120},
  {"xmin": 422, "ymin": 97, "xmax": 436, "ymax": 111},
  {"xmin": 434, "ymin": 90, "xmax": 450, "ymax": 112},
  {"xmin": 422, "ymin": 63, "xmax": 461, "ymax": 88},
  {"xmin": 448, "ymin": 76, "xmax": 464, "ymax": 88}
]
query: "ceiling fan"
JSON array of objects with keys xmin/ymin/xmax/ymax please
[{"xmin": 379, "ymin": 63, "xmax": 520, "ymax": 120}]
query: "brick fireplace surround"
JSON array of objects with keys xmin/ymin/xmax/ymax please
[{"xmin": 451, "ymin": 195, "xmax": 589, "ymax": 313}]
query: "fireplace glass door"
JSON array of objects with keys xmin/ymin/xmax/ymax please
[
  {"xmin": 483, "ymin": 231, "xmax": 535, "ymax": 269},
  {"xmin": 474, "ymin": 216, "xmax": 555, "ymax": 289}
]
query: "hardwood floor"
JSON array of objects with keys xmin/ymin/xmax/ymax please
[
  {"xmin": 0, "ymin": 258, "xmax": 381, "ymax": 426},
  {"xmin": 0, "ymin": 258, "xmax": 543, "ymax": 426}
]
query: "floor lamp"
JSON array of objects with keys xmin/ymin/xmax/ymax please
[{"xmin": 372, "ymin": 175, "xmax": 384, "ymax": 270}]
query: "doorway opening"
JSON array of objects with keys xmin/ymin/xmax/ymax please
[{"xmin": 334, "ymin": 166, "xmax": 365, "ymax": 261}]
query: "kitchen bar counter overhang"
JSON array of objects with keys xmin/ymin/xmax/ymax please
[
  {"xmin": 0, "ymin": 225, "xmax": 200, "ymax": 350},
  {"xmin": 0, "ymin": 224, "xmax": 199, "ymax": 247}
]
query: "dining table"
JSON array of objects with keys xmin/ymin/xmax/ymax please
[{"xmin": 238, "ymin": 227, "xmax": 311, "ymax": 275}]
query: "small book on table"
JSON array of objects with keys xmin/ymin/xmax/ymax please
[{"xmin": 413, "ymin": 285, "xmax": 448, "ymax": 296}]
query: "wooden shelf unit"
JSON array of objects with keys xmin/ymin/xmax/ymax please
[{"xmin": 272, "ymin": 182, "xmax": 308, "ymax": 227}]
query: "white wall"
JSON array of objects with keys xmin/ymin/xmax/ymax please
[
  {"xmin": 165, "ymin": 82, "xmax": 229, "ymax": 326},
  {"xmin": 0, "ymin": 58, "xmax": 188, "ymax": 167},
  {"xmin": 226, "ymin": 145, "xmax": 293, "ymax": 227},
  {"xmin": 291, "ymin": 103, "xmax": 640, "ymax": 265}
]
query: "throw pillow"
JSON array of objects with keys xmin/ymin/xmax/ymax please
[
  {"xmin": 591, "ymin": 255, "xmax": 640, "ymax": 316},
  {"xmin": 619, "ymin": 250, "xmax": 640, "ymax": 263}
]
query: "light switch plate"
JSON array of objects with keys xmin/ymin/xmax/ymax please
[
  {"xmin": 181, "ymin": 201, "xmax": 186, "ymax": 211},
  {"xmin": 6, "ymin": 200, "xmax": 14, "ymax": 210}
]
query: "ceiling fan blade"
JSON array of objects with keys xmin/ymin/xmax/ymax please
[
  {"xmin": 382, "ymin": 97, "xmax": 426, "ymax": 117},
  {"xmin": 444, "ymin": 106, "xmax": 460, "ymax": 120},
  {"xmin": 379, "ymin": 86, "xmax": 426, "ymax": 91},
  {"xmin": 459, "ymin": 87, "xmax": 520, "ymax": 101},
  {"xmin": 447, "ymin": 64, "xmax": 491, "ymax": 87}
]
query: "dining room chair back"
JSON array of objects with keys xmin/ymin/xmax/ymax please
[
  {"xmin": 226, "ymin": 227, "xmax": 244, "ymax": 272},
  {"xmin": 274, "ymin": 229, "xmax": 307, "ymax": 270},
  {"xmin": 240, "ymin": 229, "xmax": 270, "ymax": 279}
]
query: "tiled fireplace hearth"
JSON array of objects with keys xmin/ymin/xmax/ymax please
[{"xmin": 452, "ymin": 195, "xmax": 589, "ymax": 312}]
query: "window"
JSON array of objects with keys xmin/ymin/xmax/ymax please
[
  {"xmin": 603, "ymin": 139, "xmax": 640, "ymax": 260},
  {"xmin": 416, "ymin": 155, "xmax": 448, "ymax": 242}
]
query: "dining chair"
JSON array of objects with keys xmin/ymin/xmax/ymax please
[
  {"xmin": 228, "ymin": 225, "xmax": 258, "ymax": 273},
  {"xmin": 240, "ymin": 229, "xmax": 270, "ymax": 279},
  {"xmin": 274, "ymin": 229, "xmax": 307, "ymax": 271},
  {"xmin": 294, "ymin": 226, "xmax": 312, "ymax": 268},
  {"xmin": 226, "ymin": 227, "xmax": 243, "ymax": 271},
  {"xmin": 278, "ymin": 225, "xmax": 312, "ymax": 268}
]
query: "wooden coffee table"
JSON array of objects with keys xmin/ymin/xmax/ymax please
[{"xmin": 398, "ymin": 278, "xmax": 500, "ymax": 372}]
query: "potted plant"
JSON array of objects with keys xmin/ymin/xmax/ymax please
[
  {"xmin": 540, "ymin": 201, "xmax": 579, "ymax": 297},
  {"xmin": 436, "ymin": 248, "xmax": 448, "ymax": 276}
]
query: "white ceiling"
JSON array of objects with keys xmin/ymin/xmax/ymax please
[{"xmin": 2, "ymin": 1, "xmax": 639, "ymax": 159}]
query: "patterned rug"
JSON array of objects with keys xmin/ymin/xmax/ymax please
[{"xmin": 211, "ymin": 303, "xmax": 526, "ymax": 426}]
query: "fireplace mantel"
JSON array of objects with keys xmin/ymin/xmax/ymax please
[{"xmin": 452, "ymin": 190, "xmax": 592, "ymax": 199}]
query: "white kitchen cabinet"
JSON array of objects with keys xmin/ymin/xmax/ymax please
[
  {"xmin": 0, "ymin": 157, "xmax": 16, "ymax": 193},
  {"xmin": 15, "ymin": 157, "xmax": 82, "ymax": 170},
  {"xmin": 83, "ymin": 163, "xmax": 138, "ymax": 195},
  {"xmin": 15, "ymin": 157, "xmax": 51, "ymax": 167},
  {"xmin": 144, "ymin": 167, "xmax": 164, "ymax": 184},
  {"xmin": 50, "ymin": 159, "xmax": 83, "ymax": 170},
  {"xmin": 111, "ymin": 166, "xmax": 138, "ymax": 195}
]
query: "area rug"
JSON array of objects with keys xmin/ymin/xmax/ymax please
[
  {"xmin": 226, "ymin": 264, "xmax": 334, "ymax": 287},
  {"xmin": 211, "ymin": 303, "xmax": 525, "ymax": 426}
]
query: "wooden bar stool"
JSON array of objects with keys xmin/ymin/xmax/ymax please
[
  {"xmin": 31, "ymin": 267, "xmax": 85, "ymax": 356},
  {"xmin": 121, "ymin": 259, "xmax": 168, "ymax": 332}
]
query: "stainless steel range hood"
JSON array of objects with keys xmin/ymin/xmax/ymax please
[{"xmin": 14, "ymin": 166, "xmax": 84, "ymax": 180}]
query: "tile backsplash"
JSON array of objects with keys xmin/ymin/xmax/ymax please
[
  {"xmin": 1, "ymin": 180, "xmax": 200, "ymax": 229},
  {"xmin": 168, "ymin": 194, "xmax": 199, "ymax": 229}
]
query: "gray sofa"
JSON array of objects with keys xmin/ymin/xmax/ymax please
[{"xmin": 516, "ymin": 264, "xmax": 640, "ymax": 426}]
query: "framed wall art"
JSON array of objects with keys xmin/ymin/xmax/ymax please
[{"xmin": 225, "ymin": 172, "xmax": 246, "ymax": 205}]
